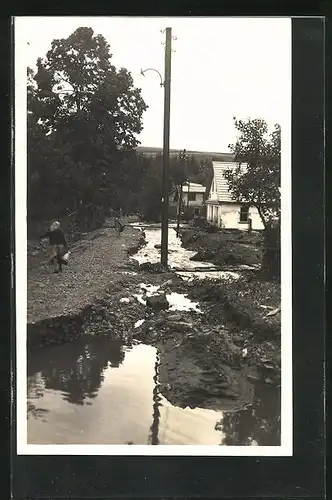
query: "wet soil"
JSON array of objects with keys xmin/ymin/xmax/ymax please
[
  {"xmin": 27, "ymin": 222, "xmax": 281, "ymax": 444},
  {"xmin": 179, "ymin": 227, "xmax": 263, "ymax": 268}
]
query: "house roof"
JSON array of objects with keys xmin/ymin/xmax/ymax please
[
  {"xmin": 210, "ymin": 161, "xmax": 247, "ymax": 202},
  {"xmin": 182, "ymin": 182, "xmax": 206, "ymax": 193},
  {"xmin": 169, "ymin": 183, "xmax": 206, "ymax": 197}
]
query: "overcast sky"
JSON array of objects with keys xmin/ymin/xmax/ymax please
[{"xmin": 16, "ymin": 16, "xmax": 291, "ymax": 152}]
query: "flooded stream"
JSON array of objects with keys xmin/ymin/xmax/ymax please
[
  {"xmin": 27, "ymin": 223, "xmax": 280, "ymax": 446},
  {"xmin": 28, "ymin": 337, "xmax": 280, "ymax": 445},
  {"xmin": 132, "ymin": 224, "xmax": 240, "ymax": 281}
]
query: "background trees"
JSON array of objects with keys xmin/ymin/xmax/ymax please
[
  {"xmin": 27, "ymin": 27, "xmax": 148, "ymax": 230},
  {"xmin": 27, "ymin": 26, "xmax": 213, "ymax": 232}
]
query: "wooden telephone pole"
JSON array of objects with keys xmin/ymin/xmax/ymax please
[{"xmin": 161, "ymin": 27, "xmax": 172, "ymax": 268}]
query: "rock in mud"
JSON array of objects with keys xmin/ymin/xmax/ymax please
[
  {"xmin": 190, "ymin": 249, "xmax": 217, "ymax": 262},
  {"xmin": 91, "ymin": 305, "xmax": 108, "ymax": 320},
  {"xmin": 169, "ymin": 321, "xmax": 194, "ymax": 332},
  {"xmin": 154, "ymin": 317, "xmax": 167, "ymax": 327},
  {"xmin": 232, "ymin": 334, "xmax": 244, "ymax": 345},
  {"xmin": 160, "ymin": 279, "xmax": 173, "ymax": 289},
  {"xmin": 167, "ymin": 313, "xmax": 182, "ymax": 322},
  {"xmin": 139, "ymin": 262, "xmax": 168, "ymax": 273},
  {"xmin": 247, "ymin": 372, "xmax": 261, "ymax": 383},
  {"xmin": 146, "ymin": 294, "xmax": 169, "ymax": 311}
]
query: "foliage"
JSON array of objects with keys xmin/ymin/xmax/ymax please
[
  {"xmin": 224, "ymin": 118, "xmax": 281, "ymax": 228},
  {"xmin": 217, "ymin": 383, "xmax": 281, "ymax": 446},
  {"xmin": 27, "ymin": 27, "xmax": 148, "ymax": 226},
  {"xmin": 27, "ymin": 28, "xmax": 215, "ymax": 230},
  {"xmin": 196, "ymin": 158, "xmax": 213, "ymax": 186},
  {"xmin": 136, "ymin": 154, "xmax": 163, "ymax": 221},
  {"xmin": 169, "ymin": 154, "xmax": 212, "ymax": 188}
]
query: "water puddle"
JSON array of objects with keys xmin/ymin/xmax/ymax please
[
  {"xmin": 27, "ymin": 337, "xmax": 280, "ymax": 446},
  {"xmin": 134, "ymin": 319, "xmax": 145, "ymax": 328},
  {"xmin": 166, "ymin": 292, "xmax": 201, "ymax": 312},
  {"xmin": 133, "ymin": 283, "xmax": 201, "ymax": 312}
]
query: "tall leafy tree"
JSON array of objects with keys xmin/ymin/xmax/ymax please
[
  {"xmin": 28, "ymin": 27, "xmax": 148, "ymax": 224},
  {"xmin": 224, "ymin": 117, "xmax": 281, "ymax": 280},
  {"xmin": 224, "ymin": 118, "xmax": 281, "ymax": 229}
]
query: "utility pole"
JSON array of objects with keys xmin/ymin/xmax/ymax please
[{"xmin": 161, "ymin": 27, "xmax": 172, "ymax": 268}]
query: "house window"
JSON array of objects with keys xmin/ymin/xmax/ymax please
[
  {"xmin": 194, "ymin": 207, "xmax": 200, "ymax": 216},
  {"xmin": 239, "ymin": 205, "xmax": 249, "ymax": 223},
  {"xmin": 188, "ymin": 192, "xmax": 196, "ymax": 202}
]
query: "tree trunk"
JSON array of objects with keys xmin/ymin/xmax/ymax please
[
  {"xmin": 256, "ymin": 203, "xmax": 267, "ymax": 229},
  {"xmin": 76, "ymin": 88, "xmax": 81, "ymax": 113},
  {"xmin": 254, "ymin": 202, "xmax": 280, "ymax": 281},
  {"xmin": 261, "ymin": 221, "xmax": 280, "ymax": 282}
]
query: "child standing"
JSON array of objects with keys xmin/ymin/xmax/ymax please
[
  {"xmin": 114, "ymin": 217, "xmax": 124, "ymax": 237},
  {"xmin": 40, "ymin": 221, "xmax": 69, "ymax": 273}
]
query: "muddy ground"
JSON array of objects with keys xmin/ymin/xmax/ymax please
[
  {"xmin": 177, "ymin": 227, "xmax": 281, "ymax": 385},
  {"xmin": 28, "ymin": 221, "xmax": 281, "ymax": 415},
  {"xmin": 179, "ymin": 227, "xmax": 263, "ymax": 268}
]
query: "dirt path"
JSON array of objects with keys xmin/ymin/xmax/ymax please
[{"xmin": 27, "ymin": 225, "xmax": 144, "ymax": 324}]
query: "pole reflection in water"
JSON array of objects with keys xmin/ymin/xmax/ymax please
[
  {"xmin": 148, "ymin": 350, "xmax": 162, "ymax": 445},
  {"xmin": 27, "ymin": 334, "xmax": 280, "ymax": 446}
]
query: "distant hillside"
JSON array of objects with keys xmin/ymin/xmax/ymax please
[{"xmin": 137, "ymin": 146, "xmax": 234, "ymax": 162}]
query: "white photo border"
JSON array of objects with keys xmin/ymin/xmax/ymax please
[{"xmin": 15, "ymin": 16, "xmax": 292, "ymax": 456}]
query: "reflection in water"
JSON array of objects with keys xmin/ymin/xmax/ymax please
[
  {"xmin": 27, "ymin": 336, "xmax": 280, "ymax": 446},
  {"xmin": 217, "ymin": 383, "xmax": 281, "ymax": 446},
  {"xmin": 28, "ymin": 337, "xmax": 125, "ymax": 406},
  {"xmin": 27, "ymin": 402, "xmax": 49, "ymax": 421},
  {"xmin": 148, "ymin": 350, "xmax": 162, "ymax": 445},
  {"xmin": 27, "ymin": 372, "xmax": 49, "ymax": 421}
]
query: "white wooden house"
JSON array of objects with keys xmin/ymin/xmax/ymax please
[
  {"xmin": 169, "ymin": 182, "xmax": 206, "ymax": 218},
  {"xmin": 205, "ymin": 161, "xmax": 264, "ymax": 230}
]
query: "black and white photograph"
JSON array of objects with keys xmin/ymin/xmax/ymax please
[{"xmin": 15, "ymin": 16, "xmax": 292, "ymax": 454}]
